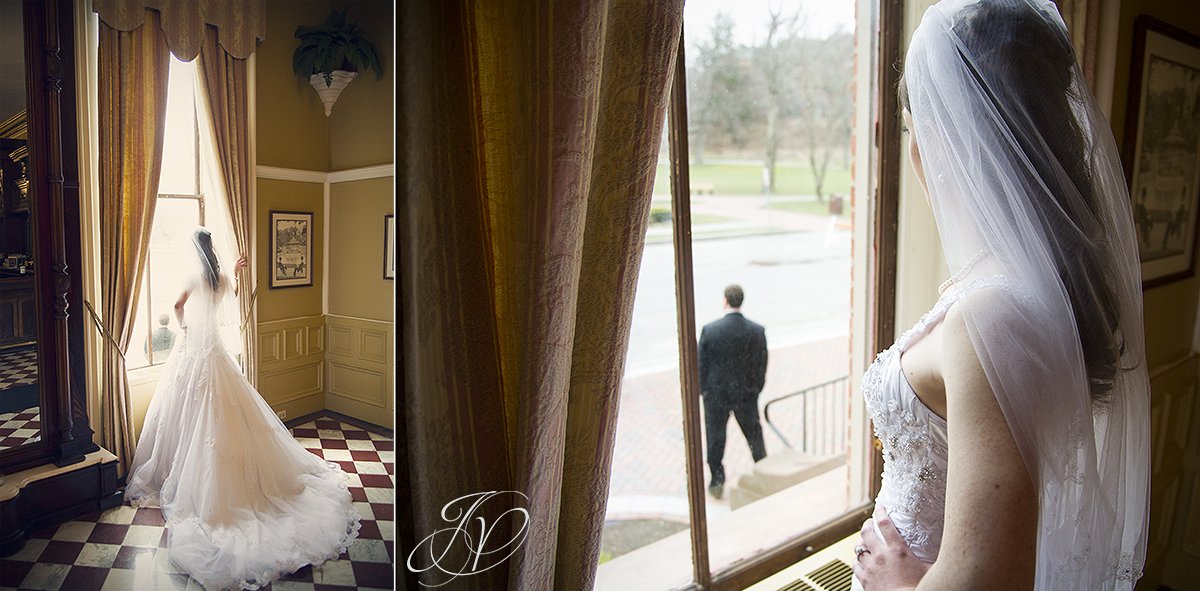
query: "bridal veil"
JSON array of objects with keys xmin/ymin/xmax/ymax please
[{"xmin": 902, "ymin": 0, "xmax": 1150, "ymax": 588}]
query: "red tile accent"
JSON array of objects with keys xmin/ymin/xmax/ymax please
[
  {"xmin": 349, "ymin": 450, "xmax": 379, "ymax": 462},
  {"xmin": 351, "ymin": 560, "xmax": 394, "ymax": 587},
  {"xmin": 358, "ymin": 474, "xmax": 392, "ymax": 489},
  {"xmin": 86, "ymin": 523, "xmax": 131, "ymax": 545},
  {"xmin": 59, "ymin": 565, "xmax": 109, "ymax": 591},
  {"xmin": 132, "ymin": 508, "xmax": 166, "ymax": 527},
  {"xmin": 37, "ymin": 540, "xmax": 84, "ymax": 564}
]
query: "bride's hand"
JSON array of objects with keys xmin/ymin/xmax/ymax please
[
  {"xmin": 234, "ymin": 254, "xmax": 247, "ymax": 273},
  {"xmin": 854, "ymin": 507, "xmax": 930, "ymax": 591}
]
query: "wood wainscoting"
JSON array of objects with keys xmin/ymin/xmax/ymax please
[
  {"xmin": 257, "ymin": 315, "xmax": 326, "ymax": 421},
  {"xmin": 324, "ymin": 314, "xmax": 393, "ymax": 429},
  {"xmin": 1147, "ymin": 353, "xmax": 1200, "ymax": 587}
]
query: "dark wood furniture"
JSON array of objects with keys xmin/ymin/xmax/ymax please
[
  {"xmin": 0, "ymin": 274, "xmax": 37, "ymax": 347},
  {"xmin": 0, "ymin": 0, "xmax": 120, "ymax": 557}
]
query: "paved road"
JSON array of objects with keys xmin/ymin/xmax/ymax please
[{"xmin": 623, "ymin": 229, "xmax": 852, "ymax": 377}]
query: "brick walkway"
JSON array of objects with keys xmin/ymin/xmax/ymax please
[{"xmin": 607, "ymin": 334, "xmax": 851, "ymax": 509}]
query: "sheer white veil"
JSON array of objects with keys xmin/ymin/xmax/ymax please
[
  {"xmin": 903, "ymin": 0, "xmax": 1150, "ymax": 588},
  {"xmin": 186, "ymin": 226, "xmax": 239, "ymax": 356}
]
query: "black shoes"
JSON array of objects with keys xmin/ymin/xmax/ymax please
[{"xmin": 707, "ymin": 481, "xmax": 724, "ymax": 499}]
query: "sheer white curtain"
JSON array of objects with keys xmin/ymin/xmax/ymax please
[{"xmin": 192, "ymin": 63, "xmax": 243, "ymax": 361}]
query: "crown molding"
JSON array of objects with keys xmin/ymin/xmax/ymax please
[
  {"xmin": 328, "ymin": 163, "xmax": 394, "ymax": 184},
  {"xmin": 255, "ymin": 165, "xmax": 327, "ymax": 184},
  {"xmin": 255, "ymin": 164, "xmax": 394, "ymax": 185}
]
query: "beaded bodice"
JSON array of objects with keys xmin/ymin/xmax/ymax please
[
  {"xmin": 862, "ymin": 276, "xmax": 1013, "ymax": 562},
  {"xmin": 861, "ymin": 278, "xmax": 1010, "ymax": 562}
]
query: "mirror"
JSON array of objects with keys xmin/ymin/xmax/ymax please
[{"xmin": 0, "ymin": 0, "xmax": 41, "ymax": 453}]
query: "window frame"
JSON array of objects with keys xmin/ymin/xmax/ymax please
[
  {"xmin": 664, "ymin": 0, "xmax": 904, "ymax": 586},
  {"xmin": 133, "ymin": 88, "xmax": 205, "ymax": 370}
]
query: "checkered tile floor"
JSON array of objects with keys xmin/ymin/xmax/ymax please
[
  {"xmin": 0, "ymin": 408, "xmax": 41, "ymax": 450},
  {"xmin": 0, "ymin": 348, "xmax": 41, "ymax": 450},
  {"xmin": 0, "ymin": 414, "xmax": 395, "ymax": 590},
  {"xmin": 0, "ymin": 348, "xmax": 38, "ymax": 390}
]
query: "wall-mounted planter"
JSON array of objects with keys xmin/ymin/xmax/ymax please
[
  {"xmin": 293, "ymin": 7, "xmax": 383, "ymax": 117},
  {"xmin": 309, "ymin": 70, "xmax": 357, "ymax": 117}
]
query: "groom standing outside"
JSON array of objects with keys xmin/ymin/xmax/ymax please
[{"xmin": 698, "ymin": 284, "xmax": 768, "ymax": 499}]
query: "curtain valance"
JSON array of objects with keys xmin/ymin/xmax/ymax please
[{"xmin": 93, "ymin": 0, "xmax": 265, "ymax": 60}]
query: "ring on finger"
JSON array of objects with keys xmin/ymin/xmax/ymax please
[{"xmin": 854, "ymin": 544, "xmax": 869, "ymax": 559}]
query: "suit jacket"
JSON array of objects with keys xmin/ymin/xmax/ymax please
[{"xmin": 698, "ymin": 312, "xmax": 768, "ymax": 402}]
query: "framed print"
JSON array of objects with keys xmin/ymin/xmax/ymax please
[
  {"xmin": 1124, "ymin": 16, "xmax": 1200, "ymax": 289},
  {"xmin": 384, "ymin": 214, "xmax": 395, "ymax": 280},
  {"xmin": 270, "ymin": 210, "xmax": 313, "ymax": 288}
]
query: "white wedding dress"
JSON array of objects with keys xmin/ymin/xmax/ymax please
[
  {"xmin": 124, "ymin": 272, "xmax": 361, "ymax": 590},
  {"xmin": 852, "ymin": 277, "xmax": 1009, "ymax": 590}
]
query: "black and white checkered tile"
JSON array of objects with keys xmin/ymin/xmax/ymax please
[
  {"xmin": 0, "ymin": 414, "xmax": 395, "ymax": 591},
  {"xmin": 0, "ymin": 408, "xmax": 41, "ymax": 449},
  {"xmin": 0, "ymin": 348, "xmax": 39, "ymax": 390},
  {"xmin": 0, "ymin": 347, "xmax": 41, "ymax": 449}
]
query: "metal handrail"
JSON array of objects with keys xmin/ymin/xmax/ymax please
[{"xmin": 763, "ymin": 375, "xmax": 849, "ymax": 450}]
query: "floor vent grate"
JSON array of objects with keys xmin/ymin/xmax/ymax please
[
  {"xmin": 806, "ymin": 559, "xmax": 853, "ymax": 591},
  {"xmin": 776, "ymin": 559, "xmax": 854, "ymax": 591},
  {"xmin": 777, "ymin": 579, "xmax": 818, "ymax": 591}
]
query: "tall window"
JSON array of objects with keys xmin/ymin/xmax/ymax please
[
  {"xmin": 597, "ymin": 0, "xmax": 901, "ymax": 588},
  {"xmin": 127, "ymin": 55, "xmax": 232, "ymax": 370}
]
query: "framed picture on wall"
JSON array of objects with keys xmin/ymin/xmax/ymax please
[
  {"xmin": 1124, "ymin": 16, "xmax": 1200, "ymax": 289},
  {"xmin": 384, "ymin": 214, "xmax": 395, "ymax": 280},
  {"xmin": 269, "ymin": 210, "xmax": 313, "ymax": 289}
]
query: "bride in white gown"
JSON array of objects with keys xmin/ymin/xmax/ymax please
[
  {"xmin": 124, "ymin": 227, "xmax": 361, "ymax": 590},
  {"xmin": 852, "ymin": 1, "xmax": 1150, "ymax": 590}
]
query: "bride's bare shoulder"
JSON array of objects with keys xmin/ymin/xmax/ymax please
[{"xmin": 938, "ymin": 280, "xmax": 1033, "ymax": 380}]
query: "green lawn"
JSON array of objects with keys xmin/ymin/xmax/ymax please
[{"xmin": 652, "ymin": 162, "xmax": 851, "ymax": 197}]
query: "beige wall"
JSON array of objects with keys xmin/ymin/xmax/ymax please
[
  {"xmin": 329, "ymin": 0, "xmax": 395, "ymax": 170},
  {"xmin": 256, "ymin": 178, "xmax": 325, "ymax": 322},
  {"xmin": 325, "ymin": 176, "xmax": 394, "ymax": 427},
  {"xmin": 256, "ymin": 0, "xmax": 393, "ymax": 172},
  {"xmin": 256, "ymin": 0, "xmax": 332, "ymax": 171},
  {"xmin": 254, "ymin": 178, "xmax": 326, "ymax": 417},
  {"xmin": 328, "ymin": 177, "xmax": 394, "ymax": 320},
  {"xmin": 1107, "ymin": 2, "xmax": 1200, "ymax": 589},
  {"xmin": 321, "ymin": 0, "xmax": 395, "ymax": 428}
]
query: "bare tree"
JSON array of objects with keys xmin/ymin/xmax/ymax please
[
  {"xmin": 688, "ymin": 13, "xmax": 755, "ymax": 165},
  {"xmin": 753, "ymin": 7, "xmax": 804, "ymax": 194},
  {"xmin": 687, "ymin": 8, "xmax": 853, "ymax": 200},
  {"xmin": 795, "ymin": 33, "xmax": 854, "ymax": 201}
]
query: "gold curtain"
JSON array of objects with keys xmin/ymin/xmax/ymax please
[
  {"xmin": 97, "ymin": 9, "xmax": 171, "ymax": 476},
  {"xmin": 197, "ymin": 26, "xmax": 256, "ymax": 387},
  {"xmin": 402, "ymin": 0, "xmax": 684, "ymax": 588},
  {"xmin": 93, "ymin": 0, "xmax": 264, "ymax": 60}
]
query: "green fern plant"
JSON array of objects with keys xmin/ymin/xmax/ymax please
[{"xmin": 292, "ymin": 7, "xmax": 383, "ymax": 87}]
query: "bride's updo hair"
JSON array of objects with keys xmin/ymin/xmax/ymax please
[
  {"xmin": 193, "ymin": 227, "xmax": 222, "ymax": 293},
  {"xmin": 903, "ymin": 0, "xmax": 1126, "ymax": 404}
]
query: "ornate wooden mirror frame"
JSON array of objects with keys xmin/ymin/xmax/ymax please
[{"xmin": 1, "ymin": 0, "xmax": 99, "ymax": 476}]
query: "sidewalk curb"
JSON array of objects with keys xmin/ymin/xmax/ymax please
[{"xmin": 644, "ymin": 228, "xmax": 816, "ymax": 245}]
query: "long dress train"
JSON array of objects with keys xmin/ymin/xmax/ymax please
[{"xmin": 124, "ymin": 274, "xmax": 361, "ymax": 590}]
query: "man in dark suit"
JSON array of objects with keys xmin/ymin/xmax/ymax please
[{"xmin": 698, "ymin": 284, "xmax": 768, "ymax": 499}]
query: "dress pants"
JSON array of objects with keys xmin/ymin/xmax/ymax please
[{"xmin": 702, "ymin": 394, "xmax": 767, "ymax": 485}]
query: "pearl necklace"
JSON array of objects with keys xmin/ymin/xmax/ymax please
[{"xmin": 938, "ymin": 249, "xmax": 987, "ymax": 294}]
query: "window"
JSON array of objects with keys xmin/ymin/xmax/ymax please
[
  {"xmin": 127, "ymin": 55, "xmax": 235, "ymax": 370},
  {"xmin": 597, "ymin": 0, "xmax": 902, "ymax": 588}
]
